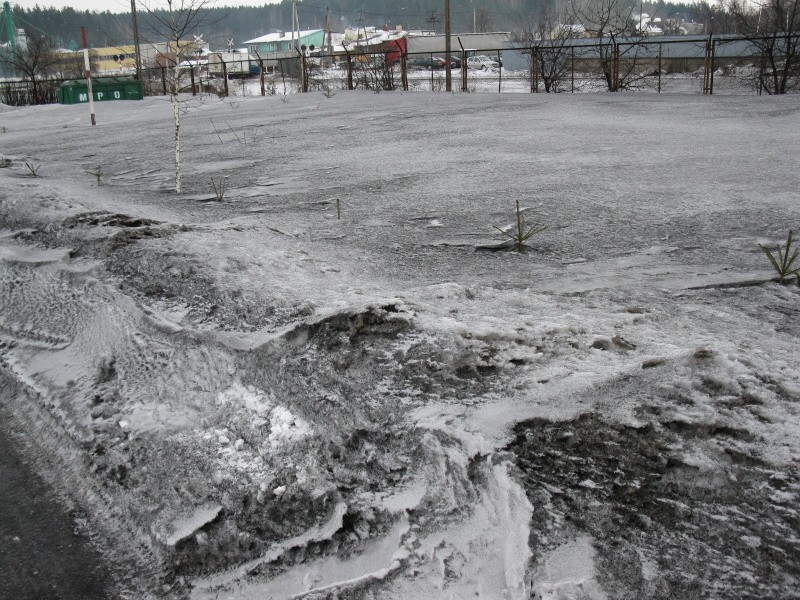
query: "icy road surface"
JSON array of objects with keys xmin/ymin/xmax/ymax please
[{"xmin": 1, "ymin": 91, "xmax": 799, "ymax": 599}]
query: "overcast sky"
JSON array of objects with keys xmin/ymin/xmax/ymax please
[{"xmin": 14, "ymin": 0, "xmax": 281, "ymax": 13}]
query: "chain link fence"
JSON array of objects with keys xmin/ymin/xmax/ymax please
[{"xmin": 2, "ymin": 33, "xmax": 797, "ymax": 106}]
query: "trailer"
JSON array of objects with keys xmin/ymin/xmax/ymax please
[{"xmin": 207, "ymin": 52, "xmax": 259, "ymax": 78}]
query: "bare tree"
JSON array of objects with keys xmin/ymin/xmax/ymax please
[
  {"xmin": 56, "ymin": 50, "xmax": 94, "ymax": 80},
  {"xmin": 569, "ymin": 0, "xmax": 646, "ymax": 91},
  {"xmin": 727, "ymin": 0, "xmax": 799, "ymax": 94},
  {"xmin": 342, "ymin": 40, "xmax": 399, "ymax": 92},
  {"xmin": 517, "ymin": 9, "xmax": 576, "ymax": 93},
  {"xmin": 139, "ymin": 0, "xmax": 215, "ymax": 193},
  {"xmin": 475, "ymin": 9, "xmax": 494, "ymax": 33},
  {"xmin": 0, "ymin": 32, "xmax": 62, "ymax": 104}
]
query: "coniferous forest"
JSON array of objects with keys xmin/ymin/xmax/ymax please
[{"xmin": 6, "ymin": 0, "xmax": 730, "ymax": 50}]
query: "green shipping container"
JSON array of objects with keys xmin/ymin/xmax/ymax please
[{"xmin": 58, "ymin": 77, "xmax": 144, "ymax": 105}]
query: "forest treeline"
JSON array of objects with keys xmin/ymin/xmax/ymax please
[{"xmin": 7, "ymin": 0, "xmax": 729, "ymax": 50}]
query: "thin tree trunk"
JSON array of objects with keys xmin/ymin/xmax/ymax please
[
  {"xmin": 779, "ymin": 34, "xmax": 790, "ymax": 94},
  {"xmin": 771, "ymin": 51, "xmax": 780, "ymax": 94},
  {"xmin": 172, "ymin": 63, "xmax": 181, "ymax": 193}
]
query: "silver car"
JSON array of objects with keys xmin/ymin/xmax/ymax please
[{"xmin": 467, "ymin": 55, "xmax": 500, "ymax": 70}]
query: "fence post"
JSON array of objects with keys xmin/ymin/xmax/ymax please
[
  {"xmin": 461, "ymin": 49, "xmax": 467, "ymax": 91},
  {"xmin": 401, "ymin": 53, "xmax": 409, "ymax": 91},
  {"xmin": 571, "ymin": 46, "xmax": 575, "ymax": 93},
  {"xmin": 612, "ymin": 41, "xmax": 620, "ymax": 92},
  {"xmin": 497, "ymin": 49, "xmax": 502, "ymax": 93},
  {"xmin": 222, "ymin": 60, "xmax": 229, "ymax": 97},
  {"xmin": 430, "ymin": 53, "xmax": 434, "ymax": 91},
  {"xmin": 301, "ymin": 52, "xmax": 308, "ymax": 92},
  {"xmin": 190, "ymin": 63, "xmax": 196, "ymax": 96},
  {"xmin": 260, "ymin": 58, "xmax": 265, "ymax": 96},
  {"xmin": 530, "ymin": 47, "xmax": 537, "ymax": 92},
  {"xmin": 657, "ymin": 43, "xmax": 662, "ymax": 93},
  {"xmin": 161, "ymin": 66, "xmax": 167, "ymax": 95},
  {"xmin": 703, "ymin": 34, "xmax": 716, "ymax": 95},
  {"xmin": 709, "ymin": 38, "xmax": 715, "ymax": 95},
  {"xmin": 458, "ymin": 38, "xmax": 467, "ymax": 92},
  {"xmin": 347, "ymin": 54, "xmax": 354, "ymax": 90}
]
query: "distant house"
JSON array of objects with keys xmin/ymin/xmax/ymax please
[
  {"xmin": 338, "ymin": 27, "xmax": 408, "ymax": 64},
  {"xmin": 244, "ymin": 29, "xmax": 325, "ymax": 59},
  {"xmin": 88, "ymin": 45, "xmax": 139, "ymax": 75},
  {"xmin": 136, "ymin": 40, "xmax": 208, "ymax": 70},
  {"xmin": 636, "ymin": 14, "xmax": 665, "ymax": 36},
  {"xmin": 680, "ymin": 22, "xmax": 706, "ymax": 35},
  {"xmin": 549, "ymin": 24, "xmax": 589, "ymax": 40}
]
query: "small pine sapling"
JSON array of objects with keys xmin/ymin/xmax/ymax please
[
  {"xmin": 760, "ymin": 230, "xmax": 799, "ymax": 284},
  {"xmin": 494, "ymin": 199, "xmax": 547, "ymax": 253}
]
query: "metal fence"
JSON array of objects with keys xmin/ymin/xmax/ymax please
[
  {"xmin": 2, "ymin": 33, "xmax": 797, "ymax": 106},
  {"xmin": 0, "ymin": 77, "xmax": 63, "ymax": 105}
]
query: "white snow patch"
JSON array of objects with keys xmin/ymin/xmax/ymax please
[
  {"xmin": 217, "ymin": 383, "xmax": 312, "ymax": 449},
  {"xmin": 0, "ymin": 241, "xmax": 71, "ymax": 264},
  {"xmin": 534, "ymin": 536, "xmax": 608, "ymax": 600},
  {"xmin": 416, "ymin": 460, "xmax": 534, "ymax": 599},
  {"xmin": 162, "ymin": 504, "xmax": 223, "ymax": 547},
  {"xmin": 229, "ymin": 516, "xmax": 410, "ymax": 599},
  {"xmin": 379, "ymin": 481, "xmax": 428, "ymax": 512}
]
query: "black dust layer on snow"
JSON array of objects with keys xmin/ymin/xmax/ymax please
[
  {"xmin": 509, "ymin": 409, "xmax": 800, "ymax": 598},
  {"xmin": 3, "ymin": 203, "xmax": 800, "ymax": 599},
  {"xmin": 2, "ymin": 94, "xmax": 800, "ymax": 599},
  {"xmin": 1, "ymin": 207, "xmax": 508, "ymax": 597}
]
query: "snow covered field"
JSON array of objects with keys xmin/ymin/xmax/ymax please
[{"xmin": 1, "ymin": 91, "xmax": 799, "ymax": 599}]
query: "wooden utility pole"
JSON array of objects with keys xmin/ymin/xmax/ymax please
[
  {"xmin": 130, "ymin": 0, "xmax": 142, "ymax": 80},
  {"xmin": 444, "ymin": 0, "xmax": 451, "ymax": 91},
  {"xmin": 292, "ymin": 1, "xmax": 303, "ymax": 91}
]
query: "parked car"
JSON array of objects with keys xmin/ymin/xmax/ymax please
[
  {"xmin": 477, "ymin": 54, "xmax": 502, "ymax": 67},
  {"xmin": 467, "ymin": 55, "xmax": 501, "ymax": 70},
  {"xmin": 409, "ymin": 56, "xmax": 447, "ymax": 70},
  {"xmin": 447, "ymin": 56, "xmax": 462, "ymax": 68}
]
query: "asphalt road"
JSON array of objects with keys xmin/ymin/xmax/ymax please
[{"xmin": 0, "ymin": 428, "xmax": 114, "ymax": 600}]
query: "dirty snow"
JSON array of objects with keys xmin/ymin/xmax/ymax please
[{"xmin": 1, "ymin": 90, "xmax": 799, "ymax": 599}]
